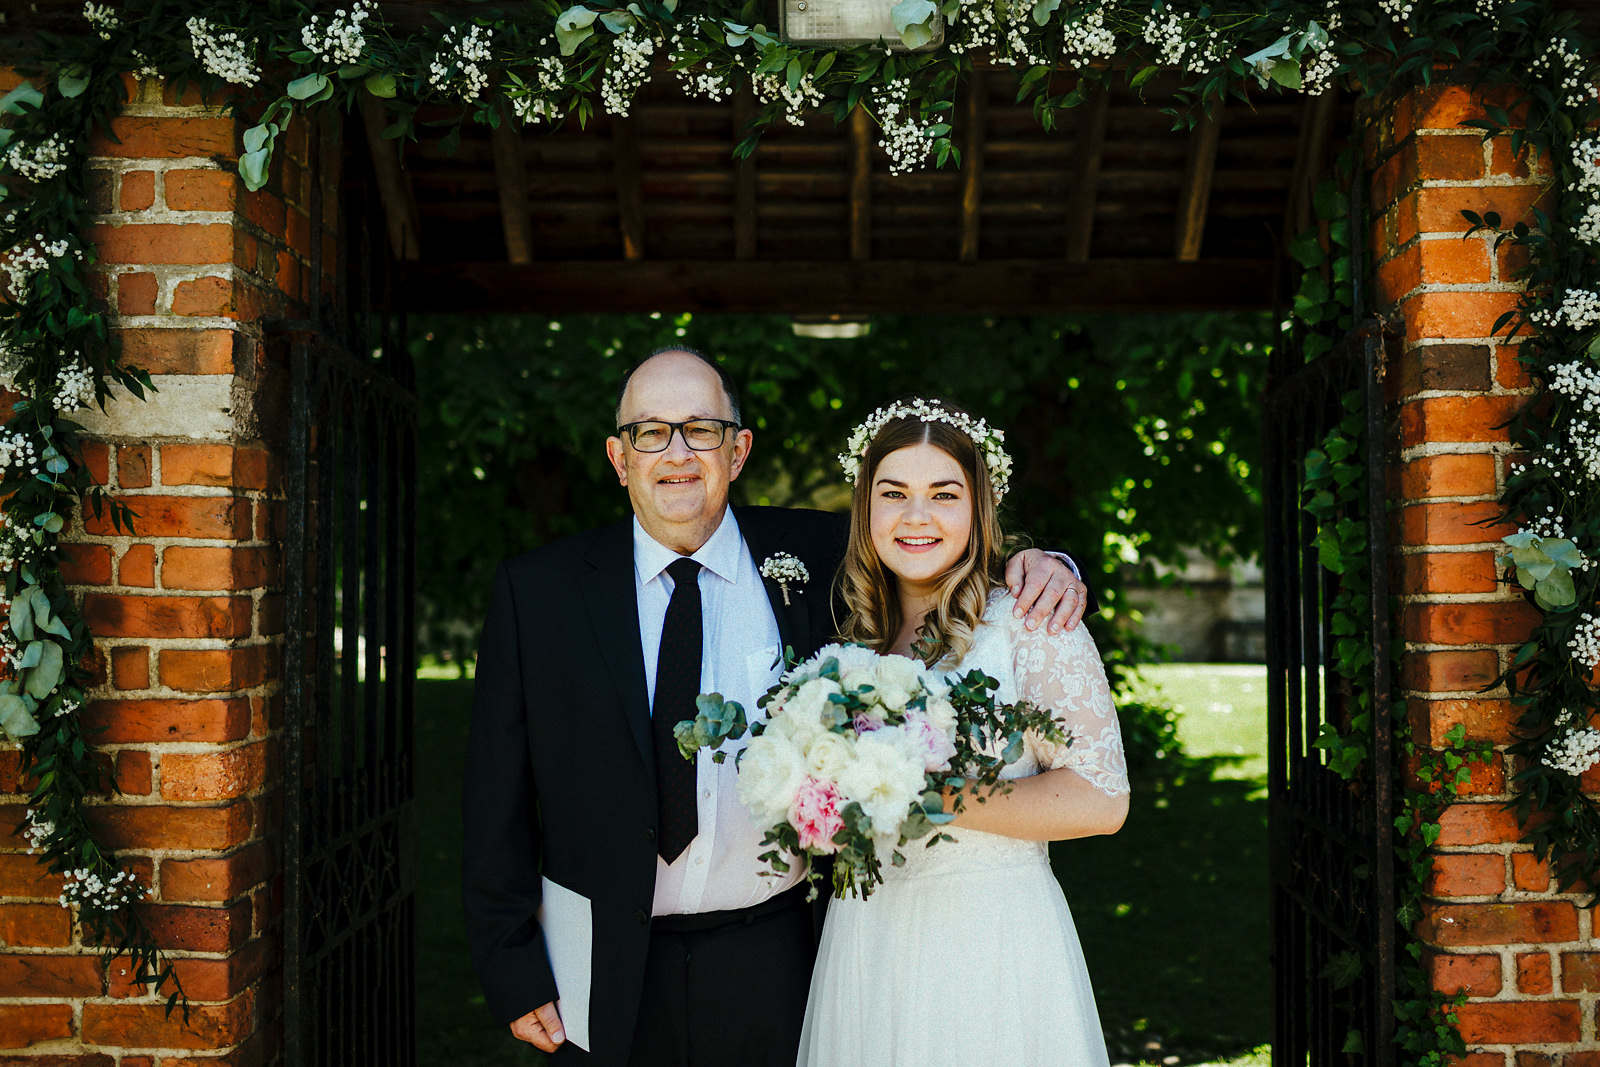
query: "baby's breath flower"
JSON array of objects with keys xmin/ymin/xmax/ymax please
[
  {"xmin": 3, "ymin": 135, "xmax": 71, "ymax": 182},
  {"xmin": 302, "ymin": 0, "xmax": 376, "ymax": 66},
  {"xmin": 186, "ymin": 16, "xmax": 261, "ymax": 86},
  {"xmin": 53, "ymin": 361, "xmax": 96, "ymax": 413},
  {"xmin": 82, "ymin": 1, "xmax": 119, "ymax": 40},
  {"xmin": 1569, "ymin": 614, "xmax": 1600, "ymax": 672},
  {"xmin": 430, "ymin": 23, "xmax": 494, "ymax": 100},
  {"xmin": 601, "ymin": 27, "xmax": 655, "ymax": 116},
  {"xmin": 1543, "ymin": 725, "xmax": 1600, "ymax": 777}
]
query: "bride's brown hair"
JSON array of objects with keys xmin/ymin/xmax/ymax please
[{"xmin": 834, "ymin": 409, "xmax": 1006, "ymax": 666}]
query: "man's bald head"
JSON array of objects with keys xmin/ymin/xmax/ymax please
[{"xmin": 614, "ymin": 346, "xmax": 741, "ymax": 428}]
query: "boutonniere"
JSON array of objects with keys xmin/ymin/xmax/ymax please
[{"xmin": 760, "ymin": 552, "xmax": 810, "ymax": 606}]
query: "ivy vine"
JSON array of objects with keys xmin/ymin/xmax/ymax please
[{"xmin": 1, "ymin": 0, "xmax": 1597, "ymax": 1047}]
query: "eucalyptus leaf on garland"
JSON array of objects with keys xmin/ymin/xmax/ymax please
[{"xmin": 2, "ymin": 0, "xmax": 1600, "ymax": 1043}]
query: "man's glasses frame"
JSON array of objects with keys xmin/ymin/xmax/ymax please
[{"xmin": 616, "ymin": 419, "xmax": 741, "ymax": 452}]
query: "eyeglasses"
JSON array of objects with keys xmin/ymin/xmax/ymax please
[{"xmin": 617, "ymin": 419, "xmax": 740, "ymax": 452}]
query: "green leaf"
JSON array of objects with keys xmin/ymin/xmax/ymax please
[
  {"xmin": 1535, "ymin": 569, "xmax": 1576, "ymax": 610},
  {"xmin": 556, "ymin": 6, "xmax": 599, "ymax": 55},
  {"xmin": 242, "ymin": 124, "xmax": 275, "ymax": 154},
  {"xmin": 24, "ymin": 640, "xmax": 62, "ymax": 700},
  {"xmin": 0, "ymin": 82, "xmax": 43, "ymax": 116},
  {"xmin": 365, "ymin": 72, "xmax": 397, "ymax": 98},
  {"xmin": 58, "ymin": 67, "xmax": 91, "ymax": 99},
  {"xmin": 1031, "ymin": 0, "xmax": 1060, "ymax": 25},
  {"xmin": 288, "ymin": 72, "xmax": 331, "ymax": 101},
  {"xmin": 240, "ymin": 148, "xmax": 272, "ymax": 192},
  {"xmin": 0, "ymin": 692, "xmax": 38, "ymax": 739},
  {"xmin": 10, "ymin": 589, "xmax": 34, "ymax": 643},
  {"xmin": 891, "ymin": 0, "xmax": 937, "ymax": 46},
  {"xmin": 1130, "ymin": 65, "xmax": 1160, "ymax": 89},
  {"xmin": 1267, "ymin": 58, "xmax": 1303, "ymax": 90}
]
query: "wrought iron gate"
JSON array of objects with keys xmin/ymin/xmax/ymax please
[
  {"xmin": 278, "ymin": 112, "xmax": 419, "ymax": 1067},
  {"xmin": 1264, "ymin": 318, "xmax": 1395, "ymax": 1067}
]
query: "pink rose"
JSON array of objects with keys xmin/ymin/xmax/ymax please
[
  {"xmin": 903, "ymin": 712, "xmax": 957, "ymax": 772},
  {"xmin": 788, "ymin": 776, "xmax": 845, "ymax": 853},
  {"xmin": 853, "ymin": 713, "xmax": 884, "ymax": 735}
]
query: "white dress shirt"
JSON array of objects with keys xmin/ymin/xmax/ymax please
[{"xmin": 634, "ymin": 509, "xmax": 804, "ymax": 915}]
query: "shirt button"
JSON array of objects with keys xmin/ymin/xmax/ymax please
[
  {"xmin": 700, "ymin": 789, "xmax": 711, "ymax": 800},
  {"xmin": 635, "ymin": 909, "xmax": 648, "ymax": 925},
  {"xmin": 644, "ymin": 827, "xmax": 656, "ymax": 843},
  {"xmin": 695, "ymin": 857, "xmax": 705, "ymax": 867}
]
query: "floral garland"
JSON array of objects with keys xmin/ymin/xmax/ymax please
[{"xmin": 0, "ymin": 0, "xmax": 1596, "ymax": 1043}]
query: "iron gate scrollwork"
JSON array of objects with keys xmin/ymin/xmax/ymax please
[
  {"xmin": 1265, "ymin": 318, "xmax": 1396, "ymax": 1067},
  {"xmin": 277, "ymin": 111, "xmax": 419, "ymax": 1067}
]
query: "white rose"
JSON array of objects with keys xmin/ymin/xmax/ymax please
[
  {"xmin": 832, "ymin": 644, "xmax": 882, "ymax": 693},
  {"xmin": 736, "ymin": 733, "xmax": 808, "ymax": 828},
  {"xmin": 804, "ymin": 730, "xmax": 856, "ymax": 783},
  {"xmin": 786, "ymin": 677, "xmax": 843, "ymax": 731},
  {"xmin": 836, "ymin": 731, "xmax": 927, "ymax": 835},
  {"xmin": 874, "ymin": 654, "xmax": 922, "ymax": 710},
  {"xmin": 923, "ymin": 695, "xmax": 959, "ymax": 736}
]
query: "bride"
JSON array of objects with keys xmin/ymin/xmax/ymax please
[{"xmin": 797, "ymin": 398, "xmax": 1130, "ymax": 1067}]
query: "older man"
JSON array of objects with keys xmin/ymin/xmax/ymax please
[{"xmin": 462, "ymin": 348, "xmax": 1089, "ymax": 1065}]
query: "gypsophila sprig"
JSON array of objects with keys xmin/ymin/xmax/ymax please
[
  {"xmin": 429, "ymin": 22, "xmax": 494, "ymax": 100},
  {"xmin": 760, "ymin": 552, "xmax": 810, "ymax": 606},
  {"xmin": 185, "ymin": 16, "xmax": 261, "ymax": 86},
  {"xmin": 82, "ymin": 2, "xmax": 119, "ymax": 40},
  {"xmin": 301, "ymin": 1, "xmax": 376, "ymax": 66},
  {"xmin": 1568, "ymin": 613, "xmax": 1600, "ymax": 671},
  {"xmin": 1542, "ymin": 725, "xmax": 1600, "ymax": 776},
  {"xmin": 601, "ymin": 26, "xmax": 656, "ymax": 115}
]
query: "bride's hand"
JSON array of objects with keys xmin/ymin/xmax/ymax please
[
  {"xmin": 1005, "ymin": 549, "xmax": 1087, "ymax": 634},
  {"xmin": 510, "ymin": 1001, "xmax": 566, "ymax": 1052}
]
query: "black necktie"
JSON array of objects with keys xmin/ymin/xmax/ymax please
[{"xmin": 653, "ymin": 557, "xmax": 703, "ymax": 862}]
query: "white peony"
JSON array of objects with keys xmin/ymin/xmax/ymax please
[
  {"xmin": 785, "ymin": 677, "xmax": 843, "ymax": 730},
  {"xmin": 923, "ymin": 694, "xmax": 959, "ymax": 736},
  {"xmin": 736, "ymin": 732, "xmax": 808, "ymax": 828},
  {"xmin": 837, "ymin": 731, "xmax": 928, "ymax": 834},
  {"xmin": 804, "ymin": 730, "xmax": 856, "ymax": 783}
]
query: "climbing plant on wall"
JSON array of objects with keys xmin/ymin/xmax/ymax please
[{"xmin": 0, "ymin": 0, "xmax": 1597, "ymax": 1046}]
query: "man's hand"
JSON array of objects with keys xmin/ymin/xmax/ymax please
[
  {"xmin": 1005, "ymin": 549, "xmax": 1087, "ymax": 634},
  {"xmin": 510, "ymin": 1002, "xmax": 566, "ymax": 1052}
]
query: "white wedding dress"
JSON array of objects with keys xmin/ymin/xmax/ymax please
[{"xmin": 797, "ymin": 591, "xmax": 1130, "ymax": 1067}]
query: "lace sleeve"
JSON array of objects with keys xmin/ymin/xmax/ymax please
[{"xmin": 1011, "ymin": 619, "xmax": 1130, "ymax": 798}]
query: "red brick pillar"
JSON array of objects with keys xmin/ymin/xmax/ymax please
[
  {"xmin": 1371, "ymin": 83, "xmax": 1593, "ymax": 1054},
  {"xmin": 0, "ymin": 72, "xmax": 326, "ymax": 1062}
]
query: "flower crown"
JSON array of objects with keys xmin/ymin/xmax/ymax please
[{"xmin": 838, "ymin": 398, "xmax": 1013, "ymax": 500}]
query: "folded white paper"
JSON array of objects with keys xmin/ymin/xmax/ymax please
[{"xmin": 538, "ymin": 876, "xmax": 592, "ymax": 1052}]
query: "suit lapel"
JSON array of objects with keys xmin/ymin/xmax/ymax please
[
  {"xmin": 581, "ymin": 519, "xmax": 655, "ymax": 779},
  {"xmin": 737, "ymin": 507, "xmax": 813, "ymax": 663}
]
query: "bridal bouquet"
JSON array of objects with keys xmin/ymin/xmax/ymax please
[{"xmin": 675, "ymin": 643, "xmax": 1068, "ymax": 900}]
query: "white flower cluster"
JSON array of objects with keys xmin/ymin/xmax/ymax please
[
  {"xmin": 1574, "ymin": 136, "xmax": 1600, "ymax": 197},
  {"xmin": 870, "ymin": 78, "xmax": 936, "ymax": 175},
  {"xmin": 429, "ymin": 23, "xmax": 494, "ymax": 100},
  {"xmin": 840, "ymin": 396, "xmax": 1013, "ymax": 497},
  {"xmin": 1142, "ymin": 6, "xmax": 1190, "ymax": 69},
  {"xmin": 1000, "ymin": 2, "xmax": 1047, "ymax": 67},
  {"xmin": 1523, "ymin": 506, "xmax": 1568, "ymax": 540},
  {"xmin": 761, "ymin": 551, "xmax": 810, "ymax": 604},
  {"xmin": 1475, "ymin": 0, "xmax": 1505, "ymax": 15},
  {"xmin": 1061, "ymin": 6, "xmax": 1118, "ymax": 64},
  {"xmin": 3, "ymin": 135, "xmax": 71, "ymax": 182},
  {"xmin": 512, "ymin": 57, "xmax": 568, "ymax": 124},
  {"xmin": 59, "ymin": 867, "xmax": 147, "ymax": 911},
  {"xmin": 302, "ymin": 1, "xmax": 376, "ymax": 66},
  {"xmin": 678, "ymin": 62, "xmax": 732, "ymax": 103},
  {"xmin": 0, "ymin": 335, "xmax": 25, "ymax": 392},
  {"xmin": 601, "ymin": 27, "xmax": 656, "ymax": 117},
  {"xmin": 1550, "ymin": 360, "xmax": 1600, "ymax": 413},
  {"xmin": 54, "ymin": 696, "xmax": 80, "ymax": 719},
  {"xmin": 186, "ymin": 16, "xmax": 261, "ymax": 87},
  {"xmin": 1542, "ymin": 725, "xmax": 1600, "ymax": 776},
  {"xmin": 1531, "ymin": 38, "xmax": 1596, "ymax": 109},
  {"xmin": 2, "ymin": 235, "xmax": 78, "ymax": 301},
  {"xmin": 1531, "ymin": 288, "xmax": 1600, "ymax": 331},
  {"xmin": 754, "ymin": 71, "xmax": 824, "ymax": 127},
  {"xmin": 22, "ymin": 809, "xmax": 54, "ymax": 852},
  {"xmin": 53, "ymin": 361, "xmax": 95, "ymax": 413},
  {"xmin": 947, "ymin": 0, "xmax": 997, "ymax": 56},
  {"xmin": 1379, "ymin": 0, "xmax": 1414, "ymax": 20},
  {"xmin": 1575, "ymin": 203, "xmax": 1600, "ymax": 246},
  {"xmin": 132, "ymin": 50, "xmax": 159, "ymax": 79},
  {"xmin": 82, "ymin": 2, "xmax": 119, "ymax": 40},
  {"xmin": 1569, "ymin": 613, "xmax": 1600, "ymax": 671},
  {"xmin": 0, "ymin": 428, "xmax": 39, "ymax": 476}
]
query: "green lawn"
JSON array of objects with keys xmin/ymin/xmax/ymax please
[{"xmin": 416, "ymin": 663, "xmax": 1271, "ymax": 1067}]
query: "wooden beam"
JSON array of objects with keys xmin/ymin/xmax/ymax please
[
  {"xmin": 359, "ymin": 96, "xmax": 421, "ymax": 261},
  {"xmin": 491, "ymin": 114, "xmax": 534, "ymax": 264},
  {"xmin": 612, "ymin": 115, "xmax": 646, "ymax": 260},
  {"xmin": 1282, "ymin": 92, "xmax": 1338, "ymax": 246},
  {"xmin": 1064, "ymin": 83, "xmax": 1110, "ymax": 263},
  {"xmin": 401, "ymin": 258, "xmax": 1278, "ymax": 315},
  {"xmin": 959, "ymin": 71, "xmax": 987, "ymax": 263},
  {"xmin": 1174, "ymin": 101, "xmax": 1224, "ymax": 262},
  {"xmin": 733, "ymin": 90, "xmax": 758, "ymax": 261},
  {"xmin": 849, "ymin": 106, "xmax": 872, "ymax": 261}
]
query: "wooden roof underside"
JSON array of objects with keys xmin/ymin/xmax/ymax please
[{"xmin": 380, "ymin": 68, "xmax": 1349, "ymax": 315}]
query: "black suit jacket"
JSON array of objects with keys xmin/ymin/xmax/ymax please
[{"xmin": 462, "ymin": 505, "xmax": 847, "ymax": 1064}]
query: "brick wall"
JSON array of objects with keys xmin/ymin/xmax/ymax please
[
  {"xmin": 1371, "ymin": 83, "xmax": 1599, "ymax": 1055},
  {"xmin": 0, "ymin": 71, "xmax": 333, "ymax": 1064}
]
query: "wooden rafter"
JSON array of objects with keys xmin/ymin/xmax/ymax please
[
  {"xmin": 849, "ymin": 106, "xmax": 872, "ymax": 261},
  {"xmin": 733, "ymin": 89, "xmax": 758, "ymax": 261},
  {"xmin": 612, "ymin": 115, "xmax": 646, "ymax": 260},
  {"xmin": 402, "ymin": 258, "xmax": 1278, "ymax": 314},
  {"xmin": 359, "ymin": 96, "xmax": 421, "ymax": 261},
  {"xmin": 1174, "ymin": 101, "xmax": 1224, "ymax": 262},
  {"xmin": 959, "ymin": 70, "xmax": 988, "ymax": 264},
  {"xmin": 1064, "ymin": 83, "xmax": 1110, "ymax": 263},
  {"xmin": 491, "ymin": 114, "xmax": 534, "ymax": 264}
]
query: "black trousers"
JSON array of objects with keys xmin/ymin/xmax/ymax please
[{"xmin": 627, "ymin": 891, "xmax": 817, "ymax": 1067}]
